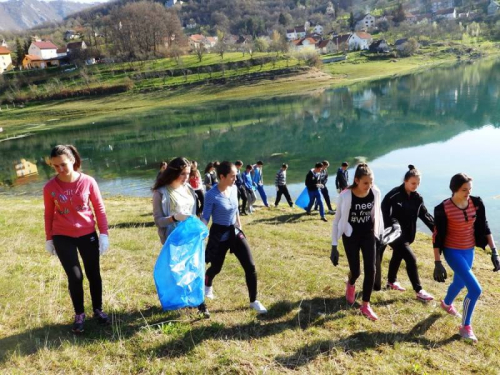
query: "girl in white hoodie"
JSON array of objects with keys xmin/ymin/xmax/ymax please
[{"xmin": 330, "ymin": 163, "xmax": 384, "ymax": 321}]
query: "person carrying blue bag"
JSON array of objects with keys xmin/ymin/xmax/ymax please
[
  {"xmin": 202, "ymin": 161, "xmax": 268, "ymax": 315},
  {"xmin": 152, "ymin": 157, "xmax": 210, "ymax": 317}
]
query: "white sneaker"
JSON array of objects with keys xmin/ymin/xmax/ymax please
[
  {"xmin": 249, "ymin": 300, "xmax": 268, "ymax": 314},
  {"xmin": 204, "ymin": 286, "xmax": 215, "ymax": 299}
]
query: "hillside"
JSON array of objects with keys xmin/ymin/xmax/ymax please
[{"xmin": 0, "ymin": 0, "xmax": 97, "ymax": 31}]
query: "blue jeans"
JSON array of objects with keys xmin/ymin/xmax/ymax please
[
  {"xmin": 256, "ymin": 185, "xmax": 269, "ymax": 207},
  {"xmin": 443, "ymin": 248, "xmax": 482, "ymax": 326},
  {"xmin": 306, "ymin": 190, "xmax": 324, "ymax": 218}
]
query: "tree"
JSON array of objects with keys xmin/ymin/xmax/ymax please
[
  {"xmin": 254, "ymin": 37, "xmax": 269, "ymax": 52},
  {"xmin": 393, "ymin": 3, "xmax": 406, "ymax": 25},
  {"xmin": 194, "ymin": 45, "xmax": 205, "ymax": 62},
  {"xmin": 15, "ymin": 38, "xmax": 24, "ymax": 67},
  {"xmin": 349, "ymin": 12, "xmax": 355, "ymax": 31},
  {"xmin": 214, "ymin": 30, "xmax": 228, "ymax": 59},
  {"xmin": 399, "ymin": 38, "xmax": 419, "ymax": 57}
]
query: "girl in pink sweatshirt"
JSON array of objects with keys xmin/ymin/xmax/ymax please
[{"xmin": 43, "ymin": 144, "xmax": 110, "ymax": 334}]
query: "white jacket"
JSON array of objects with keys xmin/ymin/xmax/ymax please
[{"xmin": 331, "ymin": 186, "xmax": 384, "ymax": 245}]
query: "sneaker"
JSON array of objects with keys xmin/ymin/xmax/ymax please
[
  {"xmin": 321, "ymin": 217, "xmax": 328, "ymax": 222},
  {"xmin": 440, "ymin": 300, "xmax": 462, "ymax": 318},
  {"xmin": 459, "ymin": 325, "xmax": 478, "ymax": 343},
  {"xmin": 204, "ymin": 286, "xmax": 215, "ymax": 299},
  {"xmin": 328, "ymin": 210, "xmax": 336, "ymax": 215},
  {"xmin": 416, "ymin": 289, "xmax": 434, "ymax": 302},
  {"xmin": 359, "ymin": 304, "xmax": 378, "ymax": 321},
  {"xmin": 198, "ymin": 303, "xmax": 210, "ymax": 319},
  {"xmin": 289, "ymin": 203, "xmax": 293, "ymax": 208},
  {"xmin": 72, "ymin": 313, "xmax": 85, "ymax": 334},
  {"xmin": 345, "ymin": 280, "xmax": 356, "ymax": 305},
  {"xmin": 93, "ymin": 309, "xmax": 110, "ymax": 325},
  {"xmin": 249, "ymin": 300, "xmax": 268, "ymax": 314},
  {"xmin": 386, "ymin": 281, "xmax": 406, "ymax": 291}
]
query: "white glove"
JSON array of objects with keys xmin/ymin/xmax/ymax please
[
  {"xmin": 45, "ymin": 240, "xmax": 56, "ymax": 256},
  {"xmin": 174, "ymin": 213, "xmax": 191, "ymax": 222},
  {"xmin": 99, "ymin": 234, "xmax": 109, "ymax": 256},
  {"xmin": 317, "ymin": 184, "xmax": 324, "ymax": 189}
]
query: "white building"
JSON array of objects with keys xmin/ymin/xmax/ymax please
[
  {"xmin": 355, "ymin": 14, "xmax": 376, "ymax": 31},
  {"xmin": 435, "ymin": 8, "xmax": 456, "ymax": 19},
  {"xmin": 165, "ymin": 0, "xmax": 183, "ymax": 8},
  {"xmin": 0, "ymin": 47, "xmax": 12, "ymax": 74},
  {"xmin": 313, "ymin": 25, "xmax": 324, "ymax": 35},
  {"xmin": 348, "ymin": 32, "xmax": 373, "ymax": 51},
  {"xmin": 28, "ymin": 41, "xmax": 58, "ymax": 60}
]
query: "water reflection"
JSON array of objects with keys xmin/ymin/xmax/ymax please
[{"xmin": 0, "ymin": 58, "xmax": 499, "ymax": 231}]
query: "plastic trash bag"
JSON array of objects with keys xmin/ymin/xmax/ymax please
[
  {"xmin": 295, "ymin": 187, "xmax": 310, "ymax": 210},
  {"xmin": 154, "ymin": 216, "xmax": 209, "ymax": 311}
]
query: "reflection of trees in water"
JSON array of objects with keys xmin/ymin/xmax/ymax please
[{"xmin": 1, "ymin": 59, "xmax": 500, "ymax": 186}]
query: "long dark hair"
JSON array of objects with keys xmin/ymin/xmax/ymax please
[
  {"xmin": 153, "ymin": 157, "xmax": 191, "ymax": 190},
  {"xmin": 50, "ymin": 145, "xmax": 81, "ymax": 171},
  {"xmin": 204, "ymin": 162, "xmax": 214, "ymax": 174},
  {"xmin": 348, "ymin": 163, "xmax": 373, "ymax": 189}
]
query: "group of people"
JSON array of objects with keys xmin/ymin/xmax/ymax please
[{"xmin": 43, "ymin": 145, "xmax": 498, "ymax": 344}]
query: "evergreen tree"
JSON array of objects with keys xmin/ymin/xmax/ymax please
[
  {"xmin": 15, "ymin": 38, "xmax": 24, "ymax": 66},
  {"xmin": 349, "ymin": 11, "xmax": 355, "ymax": 31}
]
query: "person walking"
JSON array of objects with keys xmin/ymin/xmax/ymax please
[
  {"xmin": 330, "ymin": 163, "xmax": 384, "ymax": 321},
  {"xmin": 379, "ymin": 165, "xmax": 435, "ymax": 301},
  {"xmin": 152, "ymin": 157, "xmax": 209, "ymax": 317},
  {"xmin": 335, "ymin": 162, "xmax": 349, "ymax": 193},
  {"xmin": 314, "ymin": 160, "xmax": 335, "ymax": 214},
  {"xmin": 305, "ymin": 162, "xmax": 327, "ymax": 222},
  {"xmin": 204, "ymin": 162, "xmax": 216, "ymax": 192},
  {"xmin": 252, "ymin": 161, "xmax": 269, "ymax": 207},
  {"xmin": 235, "ymin": 160, "xmax": 248, "ymax": 215},
  {"xmin": 243, "ymin": 165, "xmax": 257, "ymax": 214},
  {"xmin": 432, "ymin": 173, "xmax": 499, "ymax": 343},
  {"xmin": 202, "ymin": 161, "xmax": 267, "ymax": 314},
  {"xmin": 189, "ymin": 160, "xmax": 205, "ymax": 216},
  {"xmin": 43, "ymin": 145, "xmax": 110, "ymax": 334},
  {"xmin": 274, "ymin": 163, "xmax": 293, "ymax": 207}
]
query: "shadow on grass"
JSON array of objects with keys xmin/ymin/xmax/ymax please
[
  {"xmin": 275, "ymin": 313, "xmax": 460, "ymax": 369},
  {"xmin": 155, "ymin": 295, "xmax": 387, "ymax": 358},
  {"xmin": 109, "ymin": 221, "xmax": 156, "ymax": 229},
  {"xmin": 0, "ymin": 304, "xmax": 198, "ymax": 363},
  {"xmin": 248, "ymin": 212, "xmax": 307, "ymax": 225}
]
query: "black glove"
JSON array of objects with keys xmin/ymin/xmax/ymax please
[
  {"xmin": 330, "ymin": 245, "xmax": 339, "ymax": 267},
  {"xmin": 491, "ymin": 249, "xmax": 500, "ymax": 272},
  {"xmin": 433, "ymin": 261, "xmax": 447, "ymax": 283}
]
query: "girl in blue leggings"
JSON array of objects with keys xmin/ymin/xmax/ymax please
[{"xmin": 432, "ymin": 173, "xmax": 499, "ymax": 343}]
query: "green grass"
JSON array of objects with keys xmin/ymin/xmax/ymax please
[{"xmin": 1, "ymin": 197, "xmax": 500, "ymax": 373}]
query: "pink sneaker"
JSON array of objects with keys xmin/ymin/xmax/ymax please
[
  {"xmin": 416, "ymin": 289, "xmax": 434, "ymax": 302},
  {"xmin": 386, "ymin": 281, "xmax": 406, "ymax": 291},
  {"xmin": 440, "ymin": 300, "xmax": 462, "ymax": 318},
  {"xmin": 345, "ymin": 280, "xmax": 356, "ymax": 305},
  {"xmin": 459, "ymin": 325, "xmax": 478, "ymax": 343},
  {"xmin": 359, "ymin": 304, "xmax": 378, "ymax": 321}
]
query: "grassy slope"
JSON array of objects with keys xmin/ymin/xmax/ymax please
[
  {"xmin": 1, "ymin": 197, "xmax": 499, "ymax": 374},
  {"xmin": 3, "ymin": 42, "xmax": 499, "ymax": 134}
]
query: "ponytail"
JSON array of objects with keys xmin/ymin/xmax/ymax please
[
  {"xmin": 348, "ymin": 163, "xmax": 373, "ymax": 189},
  {"xmin": 50, "ymin": 144, "xmax": 81, "ymax": 171}
]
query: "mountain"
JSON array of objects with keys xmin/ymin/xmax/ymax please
[{"xmin": 0, "ymin": 0, "xmax": 97, "ymax": 31}]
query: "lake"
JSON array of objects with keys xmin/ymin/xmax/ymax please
[{"xmin": 1, "ymin": 58, "xmax": 499, "ymax": 235}]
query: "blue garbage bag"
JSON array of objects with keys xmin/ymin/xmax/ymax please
[
  {"xmin": 154, "ymin": 216, "xmax": 209, "ymax": 310},
  {"xmin": 295, "ymin": 187, "xmax": 310, "ymax": 210}
]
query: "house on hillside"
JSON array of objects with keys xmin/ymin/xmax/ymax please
[
  {"xmin": 67, "ymin": 41, "xmax": 87, "ymax": 54},
  {"xmin": 165, "ymin": 0, "xmax": 183, "ymax": 8},
  {"xmin": 186, "ymin": 19, "xmax": 197, "ymax": 29},
  {"xmin": 313, "ymin": 25, "xmax": 324, "ymax": 35},
  {"xmin": 331, "ymin": 33, "xmax": 351, "ymax": 53},
  {"xmin": 316, "ymin": 40, "xmax": 336, "ymax": 54},
  {"xmin": 290, "ymin": 37, "xmax": 319, "ymax": 52},
  {"xmin": 405, "ymin": 13, "xmax": 418, "ymax": 23},
  {"xmin": 435, "ymin": 8, "xmax": 456, "ymax": 20},
  {"xmin": 0, "ymin": 47, "xmax": 13, "ymax": 74},
  {"xmin": 395, "ymin": 38, "xmax": 409, "ymax": 52},
  {"xmin": 369, "ymin": 40, "xmax": 390, "ymax": 53},
  {"xmin": 205, "ymin": 36, "xmax": 218, "ymax": 48},
  {"xmin": 355, "ymin": 13, "xmax": 376, "ymax": 31},
  {"xmin": 64, "ymin": 30, "xmax": 77, "ymax": 41},
  {"xmin": 56, "ymin": 48, "xmax": 67, "ymax": 58},
  {"xmin": 1, "ymin": 39, "xmax": 7, "ymax": 48},
  {"xmin": 488, "ymin": 0, "xmax": 500, "ymax": 15},
  {"xmin": 286, "ymin": 24, "xmax": 308, "ymax": 40},
  {"xmin": 28, "ymin": 40, "xmax": 58, "ymax": 60},
  {"xmin": 348, "ymin": 31, "xmax": 373, "ymax": 51},
  {"xmin": 22, "ymin": 55, "xmax": 60, "ymax": 69},
  {"xmin": 189, "ymin": 34, "xmax": 205, "ymax": 50},
  {"xmin": 431, "ymin": 0, "xmax": 454, "ymax": 13}
]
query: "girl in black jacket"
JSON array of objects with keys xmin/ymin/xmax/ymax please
[{"xmin": 380, "ymin": 165, "xmax": 435, "ymax": 301}]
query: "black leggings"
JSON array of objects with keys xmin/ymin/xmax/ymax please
[
  {"xmin": 386, "ymin": 241, "xmax": 422, "ymax": 292},
  {"xmin": 195, "ymin": 189, "xmax": 205, "ymax": 216},
  {"xmin": 342, "ymin": 233, "xmax": 376, "ymax": 302},
  {"xmin": 275, "ymin": 185, "xmax": 293, "ymax": 206},
  {"xmin": 237, "ymin": 186, "xmax": 248, "ymax": 213},
  {"xmin": 53, "ymin": 232, "xmax": 102, "ymax": 314},
  {"xmin": 314, "ymin": 187, "xmax": 333, "ymax": 211},
  {"xmin": 205, "ymin": 233, "xmax": 257, "ymax": 302}
]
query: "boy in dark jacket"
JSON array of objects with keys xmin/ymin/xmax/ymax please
[{"xmin": 305, "ymin": 162, "xmax": 327, "ymax": 222}]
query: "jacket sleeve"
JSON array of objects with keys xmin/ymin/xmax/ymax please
[
  {"xmin": 305, "ymin": 171, "xmax": 315, "ymax": 190},
  {"xmin": 323, "ymin": 171, "xmax": 328, "ymax": 185},
  {"xmin": 381, "ymin": 192, "xmax": 397, "ymax": 229},
  {"xmin": 335, "ymin": 169, "xmax": 341, "ymax": 189},
  {"xmin": 432, "ymin": 203, "xmax": 446, "ymax": 250},
  {"xmin": 331, "ymin": 194, "xmax": 343, "ymax": 246},
  {"xmin": 418, "ymin": 199, "xmax": 435, "ymax": 232}
]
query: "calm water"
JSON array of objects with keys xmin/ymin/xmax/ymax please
[{"xmin": 1, "ymin": 58, "xmax": 499, "ymax": 235}]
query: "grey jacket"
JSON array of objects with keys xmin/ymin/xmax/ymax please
[{"xmin": 152, "ymin": 185, "xmax": 198, "ymax": 244}]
